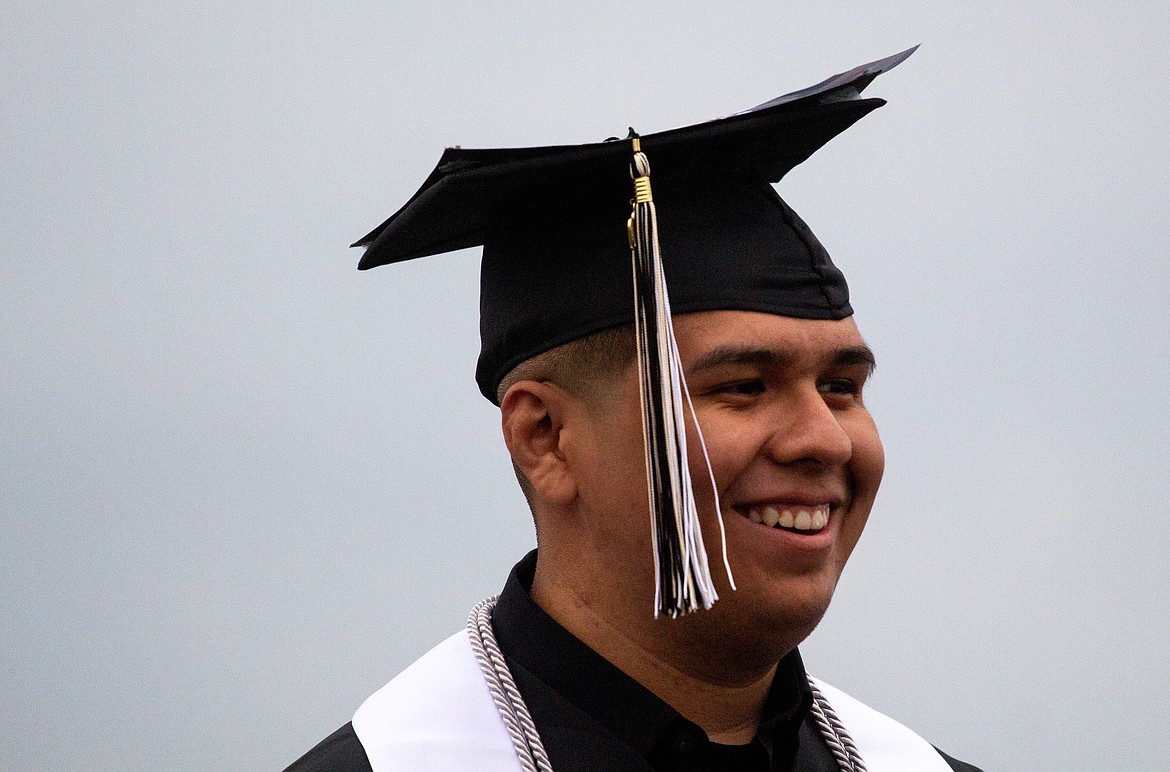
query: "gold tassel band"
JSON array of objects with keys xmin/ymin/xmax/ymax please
[{"xmin": 633, "ymin": 175, "xmax": 653, "ymax": 203}]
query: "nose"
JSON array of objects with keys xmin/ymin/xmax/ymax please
[{"xmin": 763, "ymin": 387, "xmax": 853, "ymax": 468}]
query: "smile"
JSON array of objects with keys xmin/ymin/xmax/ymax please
[{"xmin": 739, "ymin": 503, "xmax": 830, "ymax": 533}]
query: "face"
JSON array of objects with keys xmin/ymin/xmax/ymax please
[{"xmin": 565, "ymin": 310, "xmax": 884, "ymax": 657}]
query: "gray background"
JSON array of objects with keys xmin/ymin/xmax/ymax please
[{"xmin": 4, "ymin": 2, "xmax": 1168, "ymax": 770}]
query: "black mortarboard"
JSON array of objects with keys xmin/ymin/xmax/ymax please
[
  {"xmin": 354, "ymin": 47, "xmax": 914, "ymax": 404},
  {"xmin": 354, "ymin": 48, "xmax": 914, "ymax": 617}
]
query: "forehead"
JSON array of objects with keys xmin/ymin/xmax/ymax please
[{"xmin": 672, "ymin": 310, "xmax": 868, "ymax": 365}]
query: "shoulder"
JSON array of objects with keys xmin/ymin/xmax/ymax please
[
  {"xmin": 350, "ymin": 630, "xmax": 521, "ymax": 770},
  {"xmin": 283, "ymin": 722, "xmax": 372, "ymax": 772},
  {"xmin": 285, "ymin": 631, "xmax": 515, "ymax": 772}
]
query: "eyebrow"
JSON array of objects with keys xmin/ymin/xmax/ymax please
[
  {"xmin": 689, "ymin": 343, "xmax": 877, "ymax": 375},
  {"xmin": 835, "ymin": 344, "xmax": 878, "ymax": 374}
]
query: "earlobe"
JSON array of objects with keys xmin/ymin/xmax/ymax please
[{"xmin": 500, "ymin": 381, "xmax": 578, "ymax": 507}]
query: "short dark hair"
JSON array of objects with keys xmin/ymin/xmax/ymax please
[{"xmin": 495, "ymin": 324, "xmax": 636, "ymax": 406}]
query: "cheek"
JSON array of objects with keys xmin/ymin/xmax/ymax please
[
  {"xmin": 575, "ymin": 416, "xmax": 654, "ymax": 538},
  {"xmin": 686, "ymin": 412, "xmax": 762, "ymax": 504}
]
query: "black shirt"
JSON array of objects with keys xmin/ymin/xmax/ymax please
[
  {"xmin": 492, "ymin": 551, "xmax": 833, "ymax": 771},
  {"xmin": 285, "ymin": 551, "xmax": 982, "ymax": 771}
]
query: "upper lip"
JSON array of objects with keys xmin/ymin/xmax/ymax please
[{"xmin": 732, "ymin": 492, "xmax": 847, "ymax": 513}]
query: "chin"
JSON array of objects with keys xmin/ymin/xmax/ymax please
[
  {"xmin": 664, "ymin": 583, "xmax": 832, "ymax": 674},
  {"xmin": 759, "ymin": 593, "xmax": 833, "ymax": 646},
  {"xmin": 718, "ymin": 569, "xmax": 840, "ymax": 650}
]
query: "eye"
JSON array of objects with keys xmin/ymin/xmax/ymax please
[
  {"xmin": 818, "ymin": 378, "xmax": 863, "ymax": 402},
  {"xmin": 715, "ymin": 379, "xmax": 766, "ymax": 398}
]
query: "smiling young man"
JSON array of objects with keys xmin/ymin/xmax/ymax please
[{"xmin": 287, "ymin": 50, "xmax": 982, "ymax": 771}]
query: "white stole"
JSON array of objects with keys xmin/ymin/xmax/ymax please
[
  {"xmin": 352, "ymin": 631, "xmax": 519, "ymax": 771},
  {"xmin": 353, "ymin": 630, "xmax": 950, "ymax": 772}
]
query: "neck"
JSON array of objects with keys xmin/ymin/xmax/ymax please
[{"xmin": 531, "ymin": 555, "xmax": 780, "ymax": 745}]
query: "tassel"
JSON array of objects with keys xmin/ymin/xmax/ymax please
[{"xmin": 627, "ymin": 135, "xmax": 735, "ymax": 617}]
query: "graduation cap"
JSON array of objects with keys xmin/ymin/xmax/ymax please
[{"xmin": 354, "ymin": 47, "xmax": 915, "ymax": 618}]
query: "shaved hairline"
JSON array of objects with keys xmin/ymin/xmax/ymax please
[{"xmin": 495, "ymin": 325, "xmax": 636, "ymax": 406}]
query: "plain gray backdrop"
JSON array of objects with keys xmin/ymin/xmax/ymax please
[{"xmin": 4, "ymin": 2, "xmax": 1168, "ymax": 770}]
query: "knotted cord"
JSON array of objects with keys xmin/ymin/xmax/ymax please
[
  {"xmin": 809, "ymin": 678, "xmax": 869, "ymax": 771},
  {"xmin": 468, "ymin": 597, "xmax": 554, "ymax": 772}
]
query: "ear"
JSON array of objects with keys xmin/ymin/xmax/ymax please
[{"xmin": 500, "ymin": 380, "xmax": 578, "ymax": 508}]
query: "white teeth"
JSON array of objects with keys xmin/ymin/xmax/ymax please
[
  {"xmin": 762, "ymin": 506, "xmax": 779, "ymax": 526},
  {"xmin": 744, "ymin": 503, "xmax": 831, "ymax": 531}
]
